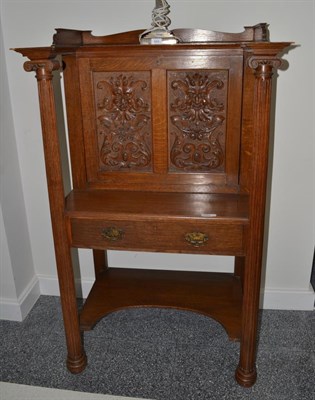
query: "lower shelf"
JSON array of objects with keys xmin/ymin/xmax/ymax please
[{"xmin": 79, "ymin": 268, "xmax": 243, "ymax": 340}]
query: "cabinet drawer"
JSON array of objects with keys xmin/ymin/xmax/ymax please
[{"xmin": 69, "ymin": 218, "xmax": 245, "ymax": 256}]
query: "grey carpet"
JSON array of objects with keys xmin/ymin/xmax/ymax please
[{"xmin": 0, "ymin": 295, "xmax": 314, "ymax": 400}]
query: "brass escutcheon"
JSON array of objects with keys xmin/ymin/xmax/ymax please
[
  {"xmin": 185, "ymin": 232, "xmax": 209, "ymax": 247},
  {"xmin": 101, "ymin": 227, "xmax": 124, "ymax": 242}
]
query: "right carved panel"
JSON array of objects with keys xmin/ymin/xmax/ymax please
[{"xmin": 168, "ymin": 70, "xmax": 228, "ymax": 173}]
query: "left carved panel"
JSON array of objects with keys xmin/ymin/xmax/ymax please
[{"xmin": 93, "ymin": 71, "xmax": 152, "ymax": 171}]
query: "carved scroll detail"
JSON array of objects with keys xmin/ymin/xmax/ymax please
[
  {"xmin": 168, "ymin": 71, "xmax": 227, "ymax": 172},
  {"xmin": 94, "ymin": 72, "xmax": 152, "ymax": 171},
  {"xmin": 24, "ymin": 59, "xmax": 60, "ymax": 80},
  {"xmin": 248, "ymin": 56, "xmax": 282, "ymax": 79}
]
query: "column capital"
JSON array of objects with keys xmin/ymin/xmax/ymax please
[
  {"xmin": 248, "ymin": 56, "xmax": 282, "ymax": 79},
  {"xmin": 24, "ymin": 59, "xmax": 60, "ymax": 81}
]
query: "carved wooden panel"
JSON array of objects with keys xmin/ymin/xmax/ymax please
[
  {"xmin": 93, "ymin": 71, "xmax": 152, "ymax": 171},
  {"xmin": 168, "ymin": 70, "xmax": 228, "ymax": 172}
]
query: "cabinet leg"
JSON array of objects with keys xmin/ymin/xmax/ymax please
[
  {"xmin": 24, "ymin": 58, "xmax": 87, "ymax": 374},
  {"xmin": 56, "ymin": 245, "xmax": 87, "ymax": 374},
  {"xmin": 234, "ymin": 256, "xmax": 245, "ymax": 288},
  {"xmin": 93, "ymin": 250, "xmax": 108, "ymax": 277},
  {"xmin": 235, "ymin": 304, "xmax": 258, "ymax": 387},
  {"xmin": 67, "ymin": 348, "xmax": 87, "ymax": 374},
  {"xmin": 235, "ymin": 361, "xmax": 257, "ymax": 387},
  {"xmin": 235, "ymin": 254, "xmax": 260, "ymax": 387}
]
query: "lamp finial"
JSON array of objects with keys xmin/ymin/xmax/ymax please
[{"xmin": 140, "ymin": 0, "xmax": 179, "ymax": 45}]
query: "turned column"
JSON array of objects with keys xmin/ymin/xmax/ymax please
[
  {"xmin": 235, "ymin": 56, "xmax": 282, "ymax": 387},
  {"xmin": 24, "ymin": 59, "xmax": 87, "ymax": 373}
]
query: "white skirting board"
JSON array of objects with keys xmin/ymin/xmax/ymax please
[
  {"xmin": 38, "ymin": 274, "xmax": 315, "ymax": 311},
  {"xmin": 1, "ymin": 274, "xmax": 314, "ymax": 322},
  {"xmin": 0, "ymin": 276, "xmax": 40, "ymax": 321},
  {"xmin": 260, "ymin": 285, "xmax": 315, "ymax": 310},
  {"xmin": 37, "ymin": 274, "xmax": 95, "ymax": 299}
]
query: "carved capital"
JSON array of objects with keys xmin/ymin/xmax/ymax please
[
  {"xmin": 24, "ymin": 59, "xmax": 60, "ymax": 81},
  {"xmin": 248, "ymin": 56, "xmax": 282, "ymax": 79}
]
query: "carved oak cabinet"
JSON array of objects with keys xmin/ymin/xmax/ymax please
[{"xmin": 15, "ymin": 24, "xmax": 291, "ymax": 387}]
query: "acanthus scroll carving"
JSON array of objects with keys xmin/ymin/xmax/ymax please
[
  {"xmin": 94, "ymin": 72, "xmax": 152, "ymax": 171},
  {"xmin": 168, "ymin": 71, "xmax": 227, "ymax": 172}
]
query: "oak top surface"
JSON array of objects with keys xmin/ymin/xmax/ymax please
[{"xmin": 65, "ymin": 190, "xmax": 249, "ymax": 222}]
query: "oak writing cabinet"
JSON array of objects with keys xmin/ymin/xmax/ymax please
[{"xmin": 15, "ymin": 24, "xmax": 291, "ymax": 387}]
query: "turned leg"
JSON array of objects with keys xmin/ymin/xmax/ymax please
[
  {"xmin": 23, "ymin": 59, "xmax": 87, "ymax": 373},
  {"xmin": 235, "ymin": 234, "xmax": 262, "ymax": 387},
  {"xmin": 235, "ymin": 252, "xmax": 259, "ymax": 386},
  {"xmin": 58, "ymin": 245, "xmax": 87, "ymax": 373},
  {"xmin": 235, "ymin": 57, "xmax": 281, "ymax": 386},
  {"xmin": 235, "ymin": 258, "xmax": 259, "ymax": 387}
]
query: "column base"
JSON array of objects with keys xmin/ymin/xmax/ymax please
[
  {"xmin": 235, "ymin": 364, "xmax": 257, "ymax": 387},
  {"xmin": 67, "ymin": 352, "xmax": 87, "ymax": 374}
]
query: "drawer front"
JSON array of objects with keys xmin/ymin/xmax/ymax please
[{"xmin": 69, "ymin": 218, "xmax": 245, "ymax": 256}]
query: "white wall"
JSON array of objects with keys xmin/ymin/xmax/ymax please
[
  {"xmin": 0, "ymin": 206, "xmax": 17, "ymax": 302},
  {"xmin": 1, "ymin": 0, "xmax": 314, "ymax": 315},
  {"xmin": 0, "ymin": 18, "xmax": 40, "ymax": 320}
]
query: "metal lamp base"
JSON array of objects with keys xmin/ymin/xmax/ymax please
[{"xmin": 140, "ymin": 28, "xmax": 179, "ymax": 45}]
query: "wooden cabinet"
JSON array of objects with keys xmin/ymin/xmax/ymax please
[{"xmin": 14, "ymin": 23, "xmax": 291, "ymax": 387}]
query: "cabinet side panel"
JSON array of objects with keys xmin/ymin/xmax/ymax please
[{"xmin": 62, "ymin": 55, "xmax": 87, "ymax": 188}]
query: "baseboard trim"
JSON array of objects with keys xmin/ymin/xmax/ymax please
[
  {"xmin": 0, "ymin": 275, "xmax": 40, "ymax": 321},
  {"xmin": 38, "ymin": 274, "xmax": 94, "ymax": 298},
  {"xmin": 2, "ymin": 275, "xmax": 312, "ymax": 321},
  {"xmin": 261, "ymin": 285, "xmax": 315, "ymax": 310},
  {"xmin": 37, "ymin": 274, "xmax": 315, "ymax": 311}
]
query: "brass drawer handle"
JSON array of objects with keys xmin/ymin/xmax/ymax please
[
  {"xmin": 185, "ymin": 232, "xmax": 209, "ymax": 247},
  {"xmin": 101, "ymin": 227, "xmax": 124, "ymax": 242}
]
